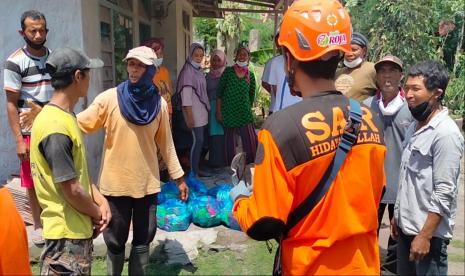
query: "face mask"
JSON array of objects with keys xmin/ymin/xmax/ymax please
[
  {"xmin": 23, "ymin": 36, "xmax": 46, "ymax": 50},
  {"xmin": 343, "ymin": 57, "xmax": 363, "ymax": 68},
  {"xmin": 236, "ymin": 61, "xmax": 248, "ymax": 67},
  {"xmin": 154, "ymin": 58, "xmax": 163, "ymax": 68},
  {"xmin": 190, "ymin": 61, "xmax": 201, "ymax": 69},
  {"xmin": 408, "ymin": 96, "xmax": 434, "ymax": 121}
]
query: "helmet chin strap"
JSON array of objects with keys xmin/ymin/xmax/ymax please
[{"xmin": 288, "ymin": 66, "xmax": 302, "ymax": 97}]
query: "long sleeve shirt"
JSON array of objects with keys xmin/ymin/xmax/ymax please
[
  {"xmin": 394, "ymin": 108, "xmax": 464, "ymax": 239},
  {"xmin": 77, "ymin": 88, "xmax": 184, "ymax": 198}
]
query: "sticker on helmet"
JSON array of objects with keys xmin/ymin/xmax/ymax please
[
  {"xmin": 317, "ymin": 32, "xmax": 347, "ymax": 48},
  {"xmin": 327, "ymin": 14, "xmax": 338, "ymax": 26}
]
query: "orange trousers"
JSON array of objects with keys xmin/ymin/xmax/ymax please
[{"xmin": 0, "ymin": 187, "xmax": 32, "ymax": 275}]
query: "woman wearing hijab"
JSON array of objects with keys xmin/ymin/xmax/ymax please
[
  {"xmin": 77, "ymin": 46, "xmax": 188, "ymax": 275},
  {"xmin": 174, "ymin": 43, "xmax": 210, "ymax": 177},
  {"xmin": 206, "ymin": 49, "xmax": 227, "ymax": 168},
  {"xmin": 217, "ymin": 45, "xmax": 257, "ymax": 165},
  {"xmin": 144, "ymin": 37, "xmax": 174, "ymax": 181},
  {"xmin": 144, "ymin": 37, "xmax": 174, "ymax": 120}
]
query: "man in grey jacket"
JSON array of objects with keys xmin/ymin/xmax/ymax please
[{"xmin": 364, "ymin": 55, "xmax": 413, "ymax": 274}]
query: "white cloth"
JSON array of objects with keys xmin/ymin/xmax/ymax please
[
  {"xmin": 268, "ymin": 55, "xmax": 301, "ymax": 111},
  {"xmin": 378, "ymin": 92, "xmax": 405, "ymax": 116},
  {"xmin": 262, "ymin": 57, "xmax": 276, "ymax": 111}
]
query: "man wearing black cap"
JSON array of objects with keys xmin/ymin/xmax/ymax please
[
  {"xmin": 363, "ymin": 55, "xmax": 413, "ymax": 274},
  {"xmin": 29, "ymin": 47, "xmax": 111, "ymax": 275},
  {"xmin": 336, "ymin": 31, "xmax": 377, "ymax": 101}
]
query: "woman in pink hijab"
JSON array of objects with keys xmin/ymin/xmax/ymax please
[{"xmin": 206, "ymin": 50, "xmax": 227, "ymax": 167}]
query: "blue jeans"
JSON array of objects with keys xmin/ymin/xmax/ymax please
[{"xmin": 397, "ymin": 228, "xmax": 449, "ymax": 275}]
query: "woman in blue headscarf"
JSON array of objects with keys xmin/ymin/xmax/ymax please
[
  {"xmin": 173, "ymin": 43, "xmax": 210, "ymax": 177},
  {"xmin": 77, "ymin": 46, "xmax": 188, "ymax": 275}
]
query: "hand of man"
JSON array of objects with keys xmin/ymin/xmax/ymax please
[
  {"xmin": 16, "ymin": 139, "xmax": 29, "ymax": 161},
  {"xmin": 19, "ymin": 100, "xmax": 42, "ymax": 131},
  {"xmin": 91, "ymin": 199, "xmax": 112, "ymax": 238},
  {"xmin": 409, "ymin": 234, "xmax": 431, "ymax": 261},
  {"xmin": 229, "ymin": 180, "xmax": 251, "ymax": 202},
  {"xmin": 176, "ymin": 178, "xmax": 189, "ymax": 201},
  {"xmin": 390, "ymin": 217, "xmax": 398, "ymax": 240},
  {"xmin": 186, "ymin": 117, "xmax": 195, "ymax": 129},
  {"xmin": 96, "ymin": 198, "xmax": 112, "ymax": 232}
]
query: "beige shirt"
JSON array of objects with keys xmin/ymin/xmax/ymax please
[
  {"xmin": 335, "ymin": 61, "xmax": 377, "ymax": 101},
  {"xmin": 77, "ymin": 88, "xmax": 184, "ymax": 198}
]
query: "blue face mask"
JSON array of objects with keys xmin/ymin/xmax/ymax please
[
  {"xmin": 154, "ymin": 58, "xmax": 163, "ymax": 68},
  {"xmin": 190, "ymin": 60, "xmax": 201, "ymax": 69},
  {"xmin": 236, "ymin": 61, "xmax": 248, "ymax": 67}
]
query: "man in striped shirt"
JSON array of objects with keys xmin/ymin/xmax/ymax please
[{"xmin": 3, "ymin": 10, "xmax": 53, "ymax": 246}]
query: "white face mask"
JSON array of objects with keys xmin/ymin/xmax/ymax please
[
  {"xmin": 154, "ymin": 58, "xmax": 163, "ymax": 68},
  {"xmin": 378, "ymin": 92, "xmax": 405, "ymax": 116},
  {"xmin": 190, "ymin": 61, "xmax": 201, "ymax": 69},
  {"xmin": 343, "ymin": 57, "xmax": 363, "ymax": 68},
  {"xmin": 236, "ymin": 61, "xmax": 248, "ymax": 67}
]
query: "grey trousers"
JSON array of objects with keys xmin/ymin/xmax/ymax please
[{"xmin": 397, "ymin": 228, "xmax": 449, "ymax": 275}]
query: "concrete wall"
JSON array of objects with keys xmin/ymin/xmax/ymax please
[
  {"xmin": 0, "ymin": 0, "xmax": 104, "ymax": 183},
  {"xmin": 0, "ymin": 0, "xmax": 195, "ymax": 183},
  {"xmin": 81, "ymin": 0, "xmax": 105, "ymax": 182}
]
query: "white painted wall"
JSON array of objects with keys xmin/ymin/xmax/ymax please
[{"xmin": 0, "ymin": 0, "xmax": 104, "ymax": 183}]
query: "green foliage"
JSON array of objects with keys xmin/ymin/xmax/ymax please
[
  {"xmin": 217, "ymin": 2, "xmax": 242, "ymax": 46},
  {"xmin": 444, "ymin": 53, "xmax": 465, "ymax": 117},
  {"xmin": 347, "ymin": 0, "xmax": 464, "ymax": 116},
  {"xmin": 349, "ymin": 0, "xmax": 439, "ymax": 68},
  {"xmin": 250, "ymin": 48, "xmax": 274, "ymax": 65},
  {"xmin": 240, "ymin": 15, "xmax": 275, "ymax": 50},
  {"xmin": 193, "ymin": 18, "xmax": 218, "ymax": 52},
  {"xmin": 347, "ymin": 0, "xmax": 464, "ymax": 69}
]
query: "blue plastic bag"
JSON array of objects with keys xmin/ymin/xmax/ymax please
[
  {"xmin": 157, "ymin": 199, "xmax": 191, "ymax": 232},
  {"xmin": 158, "ymin": 181, "xmax": 180, "ymax": 204},
  {"xmin": 208, "ymin": 184, "xmax": 233, "ymax": 202},
  {"xmin": 188, "ymin": 195, "xmax": 222, "ymax": 228},
  {"xmin": 207, "ymin": 184, "xmax": 241, "ymax": 231},
  {"xmin": 186, "ymin": 172, "xmax": 208, "ymax": 195},
  {"xmin": 221, "ymin": 202, "xmax": 241, "ymax": 231}
]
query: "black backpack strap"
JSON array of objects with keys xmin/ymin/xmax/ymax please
[{"xmin": 284, "ymin": 99, "xmax": 362, "ymax": 235}]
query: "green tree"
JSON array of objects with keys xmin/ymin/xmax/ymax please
[
  {"xmin": 193, "ymin": 18, "xmax": 217, "ymax": 52},
  {"xmin": 217, "ymin": 2, "xmax": 242, "ymax": 62},
  {"xmin": 347, "ymin": 0, "xmax": 438, "ymax": 68}
]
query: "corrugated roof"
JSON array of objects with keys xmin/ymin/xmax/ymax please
[{"xmin": 192, "ymin": 0, "xmax": 291, "ymax": 18}]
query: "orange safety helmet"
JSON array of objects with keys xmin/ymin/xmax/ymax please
[{"xmin": 278, "ymin": 0, "xmax": 352, "ymax": 62}]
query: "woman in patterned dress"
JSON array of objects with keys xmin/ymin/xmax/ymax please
[{"xmin": 216, "ymin": 45, "xmax": 257, "ymax": 165}]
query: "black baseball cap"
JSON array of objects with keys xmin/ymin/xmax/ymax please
[{"xmin": 46, "ymin": 47, "xmax": 103, "ymax": 77}]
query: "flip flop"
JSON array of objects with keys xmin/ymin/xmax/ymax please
[{"xmin": 31, "ymin": 228, "xmax": 45, "ymax": 247}]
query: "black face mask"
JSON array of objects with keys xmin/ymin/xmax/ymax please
[
  {"xmin": 23, "ymin": 36, "xmax": 46, "ymax": 50},
  {"xmin": 408, "ymin": 95, "xmax": 434, "ymax": 121}
]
